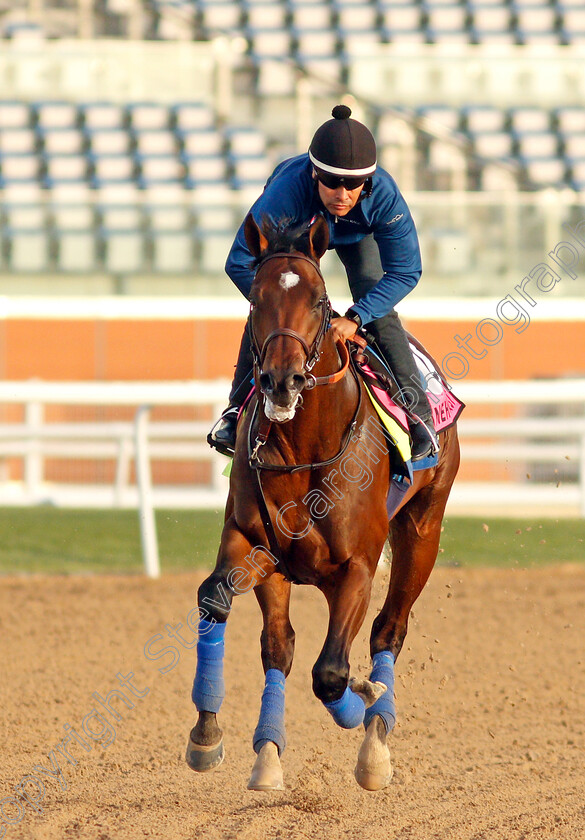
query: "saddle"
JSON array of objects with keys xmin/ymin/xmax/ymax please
[{"xmin": 351, "ymin": 332, "xmax": 464, "ymax": 472}]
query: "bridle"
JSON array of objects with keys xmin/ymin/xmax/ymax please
[
  {"xmin": 247, "ymin": 248, "xmax": 360, "ymax": 469},
  {"xmin": 246, "ymin": 248, "xmax": 363, "ymax": 586},
  {"xmin": 248, "ymin": 251, "xmax": 349, "ymax": 389}
]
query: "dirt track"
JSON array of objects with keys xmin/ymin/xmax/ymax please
[{"xmin": 1, "ymin": 564, "xmax": 585, "ymax": 840}]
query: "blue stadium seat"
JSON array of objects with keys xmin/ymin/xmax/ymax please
[
  {"xmin": 137, "ymin": 155, "xmax": 185, "ymax": 187},
  {"xmin": 559, "ymin": 6, "xmax": 585, "ymax": 43},
  {"xmin": 509, "ymin": 107, "xmax": 551, "ymax": 134},
  {"xmin": 516, "ymin": 132, "xmax": 559, "ymax": 161},
  {"xmin": 249, "ymin": 28, "xmax": 293, "ymax": 60},
  {"xmin": 86, "ymin": 129, "xmax": 131, "ymax": 156},
  {"xmin": 225, "ymin": 126, "xmax": 267, "ymax": 157},
  {"xmin": 7, "ymin": 227, "xmax": 51, "ymax": 272},
  {"xmin": 183, "ymin": 154, "xmax": 228, "ymax": 187},
  {"xmin": 133, "ymin": 129, "xmax": 177, "ymax": 157},
  {"xmin": 34, "ymin": 101, "xmax": 78, "ymax": 130},
  {"xmin": 0, "ymin": 153, "xmax": 40, "ymax": 181},
  {"xmin": 90, "ymin": 154, "xmax": 136, "ymax": 185},
  {"xmin": 379, "ymin": 4, "xmax": 423, "ymax": 34},
  {"xmin": 569, "ymin": 160, "xmax": 585, "ymax": 191},
  {"xmin": 463, "ymin": 105, "xmax": 507, "ymax": 134},
  {"xmin": 150, "ymin": 230, "xmax": 195, "ymax": 273},
  {"xmin": 336, "ymin": 3, "xmax": 378, "ymax": 33},
  {"xmin": 179, "ymin": 129, "xmax": 224, "ymax": 157},
  {"xmin": 38, "ymin": 127, "xmax": 84, "ymax": 155},
  {"xmin": 127, "ymin": 103, "xmax": 170, "ymax": 131},
  {"xmin": 289, "ymin": 2, "xmax": 332, "ymax": 30},
  {"xmin": 43, "ymin": 154, "xmax": 88, "ymax": 187},
  {"xmin": 424, "ymin": 4, "xmax": 468, "ymax": 34},
  {"xmin": 198, "ymin": 0, "xmax": 242, "ymax": 33},
  {"xmin": 81, "ymin": 103, "xmax": 126, "ymax": 131},
  {"xmin": 172, "ymin": 102, "xmax": 216, "ymax": 132},
  {"xmin": 230, "ymin": 155, "xmax": 271, "ymax": 190},
  {"xmin": 0, "ymin": 127, "xmax": 36, "ymax": 154},
  {"xmin": 294, "ymin": 28, "xmax": 338, "ymax": 61},
  {"xmin": 419, "ymin": 105, "xmax": 461, "ymax": 133},
  {"xmin": 556, "ymin": 107, "xmax": 585, "ymax": 136},
  {"xmin": 54, "ymin": 229, "xmax": 97, "ymax": 273},
  {"xmin": 472, "ymin": 132, "xmax": 514, "ymax": 159},
  {"xmin": 244, "ymin": 1, "xmax": 288, "ymax": 30},
  {"xmin": 562, "ymin": 133, "xmax": 585, "ymax": 162},
  {"xmin": 523, "ymin": 157, "xmax": 566, "ymax": 187}
]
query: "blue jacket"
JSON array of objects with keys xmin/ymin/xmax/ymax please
[{"xmin": 224, "ymin": 154, "xmax": 422, "ymax": 326}]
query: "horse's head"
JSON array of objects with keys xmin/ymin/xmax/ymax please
[{"xmin": 245, "ymin": 213, "xmax": 330, "ymax": 423}]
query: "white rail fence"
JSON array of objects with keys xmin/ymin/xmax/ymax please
[
  {"xmin": 0, "ymin": 379, "xmax": 584, "ymax": 576},
  {"xmin": 0, "ymin": 380, "xmax": 231, "ymax": 578}
]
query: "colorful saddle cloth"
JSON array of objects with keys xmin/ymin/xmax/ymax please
[{"xmin": 356, "ymin": 339, "xmax": 465, "ymax": 519}]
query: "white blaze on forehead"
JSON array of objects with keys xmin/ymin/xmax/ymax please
[{"xmin": 280, "ymin": 271, "xmax": 300, "ymax": 290}]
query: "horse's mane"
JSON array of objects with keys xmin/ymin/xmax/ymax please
[{"xmin": 250, "ymin": 216, "xmax": 313, "ymax": 268}]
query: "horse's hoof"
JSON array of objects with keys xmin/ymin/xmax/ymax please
[
  {"xmin": 247, "ymin": 741, "xmax": 284, "ymax": 791},
  {"xmin": 349, "ymin": 677, "xmax": 387, "ymax": 709},
  {"xmin": 185, "ymin": 732, "xmax": 224, "ymax": 773},
  {"xmin": 354, "ymin": 717, "xmax": 393, "ymax": 791}
]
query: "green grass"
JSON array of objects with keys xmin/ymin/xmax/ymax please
[
  {"xmin": 439, "ymin": 516, "xmax": 585, "ymax": 568},
  {"xmin": 0, "ymin": 508, "xmax": 582, "ymax": 575},
  {"xmin": 0, "ymin": 508, "xmax": 223, "ymax": 575}
]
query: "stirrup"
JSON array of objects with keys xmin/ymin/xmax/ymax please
[
  {"xmin": 410, "ymin": 417, "xmax": 439, "ymax": 462},
  {"xmin": 207, "ymin": 406, "xmax": 239, "ymax": 457}
]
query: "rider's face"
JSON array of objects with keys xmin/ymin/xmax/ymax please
[{"xmin": 317, "ymin": 181, "xmax": 364, "ymax": 217}]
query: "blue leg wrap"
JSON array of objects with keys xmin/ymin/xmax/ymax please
[
  {"xmin": 191, "ymin": 619, "xmax": 226, "ymax": 714},
  {"xmin": 252, "ymin": 669, "xmax": 286, "ymax": 755},
  {"xmin": 324, "ymin": 685, "xmax": 365, "ymax": 729},
  {"xmin": 364, "ymin": 651, "xmax": 396, "ymax": 733}
]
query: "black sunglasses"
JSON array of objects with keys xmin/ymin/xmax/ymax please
[{"xmin": 316, "ymin": 171, "xmax": 366, "ymax": 191}]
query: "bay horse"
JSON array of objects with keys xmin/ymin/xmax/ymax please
[{"xmin": 186, "ymin": 213, "xmax": 460, "ymax": 791}]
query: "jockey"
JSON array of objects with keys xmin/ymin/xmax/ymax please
[{"xmin": 209, "ymin": 104, "xmax": 438, "ymax": 461}]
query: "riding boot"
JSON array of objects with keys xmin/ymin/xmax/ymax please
[
  {"xmin": 207, "ymin": 323, "xmax": 254, "ymax": 456},
  {"xmin": 367, "ymin": 311, "xmax": 439, "ymax": 461}
]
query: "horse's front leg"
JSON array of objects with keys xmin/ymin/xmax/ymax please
[
  {"xmin": 186, "ymin": 517, "xmax": 277, "ymax": 773},
  {"xmin": 247, "ymin": 573, "xmax": 295, "ymax": 792},
  {"xmin": 312, "ymin": 559, "xmax": 384, "ymax": 731}
]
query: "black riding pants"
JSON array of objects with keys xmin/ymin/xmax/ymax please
[
  {"xmin": 228, "ymin": 235, "xmax": 432, "ymax": 423},
  {"xmin": 335, "ymin": 235, "xmax": 433, "ymax": 422}
]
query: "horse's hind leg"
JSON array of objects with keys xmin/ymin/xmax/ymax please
[
  {"xmin": 312, "ymin": 559, "xmax": 384, "ymax": 728},
  {"xmin": 247, "ymin": 574, "xmax": 294, "ymax": 791},
  {"xmin": 356, "ymin": 436, "xmax": 459, "ymax": 790}
]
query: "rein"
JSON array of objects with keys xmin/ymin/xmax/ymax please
[
  {"xmin": 246, "ymin": 247, "xmax": 361, "ymax": 584},
  {"xmin": 248, "ymin": 350, "xmax": 362, "ymax": 586}
]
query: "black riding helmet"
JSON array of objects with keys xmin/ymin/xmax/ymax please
[{"xmin": 309, "ymin": 104, "xmax": 377, "ymax": 194}]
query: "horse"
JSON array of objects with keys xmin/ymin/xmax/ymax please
[{"xmin": 186, "ymin": 213, "xmax": 460, "ymax": 791}]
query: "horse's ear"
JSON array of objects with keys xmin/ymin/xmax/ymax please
[
  {"xmin": 308, "ymin": 215, "xmax": 329, "ymax": 261},
  {"xmin": 244, "ymin": 213, "xmax": 268, "ymax": 258}
]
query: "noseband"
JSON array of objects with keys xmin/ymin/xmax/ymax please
[{"xmin": 249, "ymin": 252, "xmax": 331, "ymax": 380}]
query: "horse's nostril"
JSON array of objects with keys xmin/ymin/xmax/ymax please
[
  {"xmin": 259, "ymin": 372, "xmax": 274, "ymax": 393},
  {"xmin": 291, "ymin": 373, "xmax": 307, "ymax": 391}
]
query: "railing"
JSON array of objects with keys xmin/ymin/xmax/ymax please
[
  {"xmin": 454, "ymin": 378, "xmax": 585, "ymax": 518},
  {"xmin": 0, "ymin": 380, "xmax": 231, "ymax": 578},
  {"xmin": 0, "ymin": 379, "xmax": 584, "ymax": 576}
]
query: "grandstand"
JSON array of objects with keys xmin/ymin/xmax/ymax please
[
  {"xmin": 0, "ymin": 1, "xmax": 584, "ymax": 518},
  {"xmin": 0, "ymin": 0, "xmax": 584, "ymax": 291}
]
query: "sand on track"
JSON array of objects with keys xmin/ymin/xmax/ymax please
[{"xmin": 1, "ymin": 564, "xmax": 585, "ymax": 840}]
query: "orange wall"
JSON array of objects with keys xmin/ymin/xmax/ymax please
[{"xmin": 0, "ymin": 317, "xmax": 583, "ymax": 382}]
